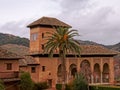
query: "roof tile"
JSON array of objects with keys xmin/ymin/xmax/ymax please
[{"xmin": 27, "ymin": 16, "xmax": 72, "ymax": 28}]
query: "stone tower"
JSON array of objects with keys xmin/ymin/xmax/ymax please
[{"xmin": 27, "ymin": 17, "xmax": 71, "ymax": 54}]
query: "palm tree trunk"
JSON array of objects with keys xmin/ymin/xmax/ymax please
[{"xmin": 60, "ymin": 50, "xmax": 66, "ymax": 90}]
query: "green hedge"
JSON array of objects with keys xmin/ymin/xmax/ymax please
[
  {"xmin": 33, "ymin": 82, "xmax": 49, "ymax": 90},
  {"xmin": 89, "ymin": 86, "xmax": 120, "ymax": 90},
  {"xmin": 56, "ymin": 84, "xmax": 73, "ymax": 90}
]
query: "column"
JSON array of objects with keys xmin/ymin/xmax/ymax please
[
  {"xmin": 91, "ymin": 58, "xmax": 94, "ymax": 84},
  {"xmin": 100, "ymin": 72, "xmax": 103, "ymax": 84},
  {"xmin": 77, "ymin": 58, "xmax": 80, "ymax": 72},
  {"xmin": 100, "ymin": 58, "xmax": 103, "ymax": 84},
  {"xmin": 109, "ymin": 57, "xmax": 114, "ymax": 84},
  {"xmin": 66, "ymin": 58, "xmax": 69, "ymax": 83}
]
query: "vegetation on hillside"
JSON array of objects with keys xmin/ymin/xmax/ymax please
[
  {"xmin": 0, "ymin": 32, "xmax": 120, "ymax": 52},
  {"xmin": 1, "ymin": 44, "xmax": 29, "ymax": 56},
  {"xmin": 0, "ymin": 33, "xmax": 29, "ymax": 47}
]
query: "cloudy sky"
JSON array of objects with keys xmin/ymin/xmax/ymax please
[{"xmin": 0, "ymin": 0, "xmax": 120, "ymax": 45}]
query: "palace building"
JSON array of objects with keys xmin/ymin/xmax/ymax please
[{"xmin": 26, "ymin": 17, "xmax": 117, "ymax": 87}]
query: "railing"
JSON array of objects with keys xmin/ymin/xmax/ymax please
[{"xmin": 0, "ymin": 71, "xmax": 19, "ymax": 79}]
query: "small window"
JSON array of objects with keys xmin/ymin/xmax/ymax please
[
  {"xmin": 31, "ymin": 33, "xmax": 38, "ymax": 41},
  {"xmin": 42, "ymin": 44, "xmax": 44, "ymax": 50},
  {"xmin": 42, "ymin": 66, "xmax": 45, "ymax": 72},
  {"xmin": 42, "ymin": 33, "xmax": 44, "ymax": 38},
  {"xmin": 31, "ymin": 67, "xmax": 36, "ymax": 73},
  {"xmin": 6, "ymin": 63, "xmax": 12, "ymax": 70}
]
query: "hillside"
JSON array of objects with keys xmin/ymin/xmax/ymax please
[
  {"xmin": 0, "ymin": 32, "xmax": 120, "ymax": 52},
  {"xmin": 78, "ymin": 40, "xmax": 120, "ymax": 52},
  {"xmin": 107, "ymin": 43, "xmax": 120, "ymax": 52},
  {"xmin": 1, "ymin": 44, "xmax": 29, "ymax": 56},
  {"xmin": 0, "ymin": 33, "xmax": 29, "ymax": 47}
]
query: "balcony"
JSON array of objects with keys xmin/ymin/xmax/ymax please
[{"xmin": 0, "ymin": 71, "xmax": 19, "ymax": 79}]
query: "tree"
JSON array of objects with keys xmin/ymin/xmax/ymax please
[
  {"xmin": 20, "ymin": 72, "xmax": 34, "ymax": 90},
  {"xmin": 44, "ymin": 27, "xmax": 81, "ymax": 90},
  {"xmin": 73, "ymin": 73, "xmax": 88, "ymax": 90}
]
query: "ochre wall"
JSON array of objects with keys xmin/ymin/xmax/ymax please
[
  {"xmin": 30, "ymin": 27, "xmax": 55, "ymax": 53},
  {"xmin": 0, "ymin": 60, "xmax": 19, "ymax": 72}
]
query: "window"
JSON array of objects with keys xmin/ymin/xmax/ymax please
[
  {"xmin": 42, "ymin": 33, "xmax": 44, "ymax": 38},
  {"xmin": 6, "ymin": 63, "xmax": 12, "ymax": 70},
  {"xmin": 31, "ymin": 67, "xmax": 36, "ymax": 73},
  {"xmin": 42, "ymin": 44, "xmax": 44, "ymax": 50},
  {"xmin": 31, "ymin": 33, "xmax": 38, "ymax": 41},
  {"xmin": 42, "ymin": 66, "xmax": 45, "ymax": 72}
]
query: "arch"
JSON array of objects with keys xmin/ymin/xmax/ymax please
[
  {"xmin": 93, "ymin": 63, "xmax": 101, "ymax": 83},
  {"xmin": 57, "ymin": 64, "xmax": 62, "ymax": 83},
  {"xmin": 80, "ymin": 60, "xmax": 91, "ymax": 83},
  {"xmin": 80, "ymin": 60, "xmax": 90, "ymax": 68},
  {"xmin": 69, "ymin": 64, "xmax": 77, "ymax": 77},
  {"xmin": 103, "ymin": 63, "xmax": 109, "ymax": 83},
  {"xmin": 57, "ymin": 64, "xmax": 62, "ymax": 77}
]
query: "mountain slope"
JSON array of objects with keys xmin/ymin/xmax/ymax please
[
  {"xmin": 0, "ymin": 33, "xmax": 29, "ymax": 47},
  {"xmin": 1, "ymin": 44, "xmax": 29, "ymax": 56},
  {"xmin": 0, "ymin": 32, "xmax": 120, "ymax": 52},
  {"xmin": 107, "ymin": 43, "xmax": 120, "ymax": 52}
]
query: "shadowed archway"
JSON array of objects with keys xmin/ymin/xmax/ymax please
[
  {"xmin": 94, "ymin": 63, "xmax": 100, "ymax": 83},
  {"xmin": 103, "ymin": 63, "xmax": 109, "ymax": 83},
  {"xmin": 69, "ymin": 64, "xmax": 77, "ymax": 77},
  {"xmin": 57, "ymin": 64, "xmax": 62, "ymax": 83}
]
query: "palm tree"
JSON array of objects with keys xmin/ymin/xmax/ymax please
[{"xmin": 44, "ymin": 27, "xmax": 81, "ymax": 90}]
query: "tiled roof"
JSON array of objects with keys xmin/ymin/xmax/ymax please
[
  {"xmin": 27, "ymin": 16, "xmax": 72, "ymax": 28},
  {"xmin": 19, "ymin": 56, "xmax": 39, "ymax": 66},
  {"xmin": 0, "ymin": 47, "xmax": 21, "ymax": 59},
  {"xmin": 80, "ymin": 45, "xmax": 117, "ymax": 55},
  {"xmin": 30, "ymin": 45, "xmax": 117, "ymax": 57}
]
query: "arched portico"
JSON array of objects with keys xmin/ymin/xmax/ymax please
[
  {"xmin": 93, "ymin": 63, "xmax": 101, "ymax": 83},
  {"xmin": 80, "ymin": 60, "xmax": 91, "ymax": 83},
  {"xmin": 103, "ymin": 63, "xmax": 109, "ymax": 83}
]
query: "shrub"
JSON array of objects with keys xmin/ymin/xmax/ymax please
[
  {"xmin": 56, "ymin": 84, "xmax": 73, "ymax": 90},
  {"xmin": 20, "ymin": 72, "xmax": 34, "ymax": 90},
  {"xmin": 73, "ymin": 73, "xmax": 88, "ymax": 90},
  {"xmin": 33, "ymin": 82, "xmax": 49, "ymax": 90},
  {"xmin": 56, "ymin": 84, "xmax": 62, "ymax": 90}
]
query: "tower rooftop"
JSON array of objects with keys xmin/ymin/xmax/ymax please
[{"xmin": 27, "ymin": 16, "xmax": 72, "ymax": 28}]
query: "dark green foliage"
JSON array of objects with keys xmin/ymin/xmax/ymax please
[
  {"xmin": 20, "ymin": 72, "xmax": 34, "ymax": 90},
  {"xmin": 65, "ymin": 84, "xmax": 73, "ymax": 90},
  {"xmin": 0, "ymin": 79, "xmax": 5, "ymax": 90},
  {"xmin": 56, "ymin": 84, "xmax": 73, "ymax": 90},
  {"xmin": 33, "ymin": 82, "xmax": 49, "ymax": 90},
  {"xmin": 0, "ymin": 33, "xmax": 29, "ymax": 47},
  {"xmin": 73, "ymin": 73, "xmax": 88, "ymax": 90},
  {"xmin": 56, "ymin": 84, "xmax": 62, "ymax": 90},
  {"xmin": 89, "ymin": 86, "xmax": 120, "ymax": 90}
]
